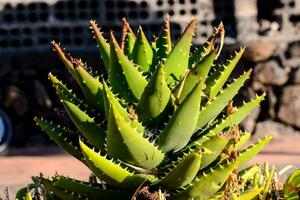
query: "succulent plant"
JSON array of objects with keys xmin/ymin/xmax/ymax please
[{"xmin": 17, "ymin": 17, "xmax": 282, "ymax": 200}]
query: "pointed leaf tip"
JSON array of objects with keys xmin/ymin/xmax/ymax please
[
  {"xmin": 109, "ymin": 31, "xmax": 147, "ymax": 101},
  {"xmin": 74, "ymin": 63, "xmax": 105, "ymax": 113},
  {"xmin": 164, "ymin": 19, "xmax": 197, "ymax": 85},
  {"xmin": 132, "ymin": 26, "xmax": 153, "ymax": 72},
  {"xmin": 51, "ymin": 42, "xmax": 80, "ymax": 83},
  {"xmin": 90, "ymin": 20, "xmax": 110, "ymax": 73},
  {"xmin": 155, "ymin": 15, "xmax": 172, "ymax": 64}
]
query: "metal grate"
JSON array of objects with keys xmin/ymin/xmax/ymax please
[
  {"xmin": 0, "ymin": 0, "xmax": 219, "ymax": 53},
  {"xmin": 256, "ymin": 0, "xmax": 300, "ymax": 42},
  {"xmin": 4, "ymin": 0, "xmax": 300, "ymax": 53}
]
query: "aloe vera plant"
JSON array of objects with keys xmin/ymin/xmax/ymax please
[{"xmin": 17, "ymin": 17, "xmax": 291, "ymax": 200}]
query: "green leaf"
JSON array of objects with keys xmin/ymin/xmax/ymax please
[
  {"xmin": 34, "ymin": 117, "xmax": 83, "ymax": 161},
  {"xmin": 53, "ymin": 175, "xmax": 133, "ymax": 200},
  {"xmin": 158, "ymin": 81, "xmax": 202, "ymax": 153},
  {"xmin": 109, "ymin": 32, "xmax": 147, "ymax": 102},
  {"xmin": 90, "ymin": 20, "xmax": 110, "ymax": 73},
  {"xmin": 191, "ymin": 93, "xmax": 266, "ymax": 147},
  {"xmin": 284, "ymin": 169, "xmax": 300, "ymax": 200},
  {"xmin": 164, "ymin": 19, "xmax": 197, "ymax": 85},
  {"xmin": 160, "ymin": 151, "xmax": 202, "ymax": 190},
  {"xmin": 237, "ymin": 135, "xmax": 272, "ymax": 168},
  {"xmin": 188, "ymin": 38, "xmax": 214, "ymax": 68},
  {"xmin": 239, "ymin": 187, "xmax": 263, "ymax": 200},
  {"xmin": 238, "ymin": 164, "xmax": 260, "ymax": 185},
  {"xmin": 41, "ymin": 178, "xmax": 84, "ymax": 200},
  {"xmin": 132, "ymin": 26, "xmax": 153, "ymax": 72},
  {"xmin": 136, "ymin": 64, "xmax": 171, "ymax": 123},
  {"xmin": 188, "ymin": 22, "xmax": 224, "ymax": 68},
  {"xmin": 173, "ymin": 160, "xmax": 237, "ymax": 200},
  {"xmin": 236, "ymin": 131, "xmax": 251, "ymax": 150},
  {"xmin": 107, "ymin": 104, "xmax": 164, "ymax": 170},
  {"xmin": 262, "ymin": 165, "xmax": 275, "ymax": 200},
  {"xmin": 103, "ymin": 80, "xmax": 144, "ymax": 133},
  {"xmin": 51, "ymin": 42, "xmax": 79, "ymax": 83},
  {"xmin": 73, "ymin": 60, "xmax": 105, "ymax": 113},
  {"xmin": 206, "ymin": 47, "xmax": 245, "ymax": 98},
  {"xmin": 48, "ymin": 73, "xmax": 81, "ymax": 106},
  {"xmin": 199, "ymin": 134, "xmax": 229, "ymax": 170},
  {"xmin": 49, "ymin": 73, "xmax": 98, "ymax": 119},
  {"xmin": 196, "ymin": 70, "xmax": 251, "ymax": 130},
  {"xmin": 121, "ymin": 18, "xmax": 136, "ymax": 58},
  {"xmin": 79, "ymin": 140, "xmax": 153, "ymax": 188},
  {"xmin": 155, "ymin": 15, "xmax": 172, "ymax": 62},
  {"xmin": 62, "ymin": 100, "xmax": 106, "ymax": 151},
  {"xmin": 175, "ymin": 50, "xmax": 217, "ymax": 104}
]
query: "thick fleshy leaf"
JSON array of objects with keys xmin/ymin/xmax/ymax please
[
  {"xmin": 90, "ymin": 20, "xmax": 110, "ymax": 73},
  {"xmin": 236, "ymin": 131, "xmax": 251, "ymax": 150},
  {"xmin": 160, "ymin": 151, "xmax": 202, "ymax": 190},
  {"xmin": 188, "ymin": 37, "xmax": 214, "ymax": 68},
  {"xmin": 206, "ymin": 47, "xmax": 245, "ymax": 98},
  {"xmin": 188, "ymin": 22, "xmax": 224, "ymax": 68},
  {"xmin": 175, "ymin": 50, "xmax": 217, "ymax": 104},
  {"xmin": 237, "ymin": 135, "xmax": 272, "ymax": 168},
  {"xmin": 41, "ymin": 178, "xmax": 83, "ymax": 200},
  {"xmin": 53, "ymin": 175, "xmax": 133, "ymax": 200},
  {"xmin": 51, "ymin": 42, "xmax": 79, "ymax": 83},
  {"xmin": 190, "ymin": 93, "xmax": 266, "ymax": 147},
  {"xmin": 79, "ymin": 140, "xmax": 156, "ymax": 188},
  {"xmin": 62, "ymin": 100, "xmax": 106, "ymax": 151},
  {"xmin": 109, "ymin": 32, "xmax": 147, "ymax": 102},
  {"xmin": 48, "ymin": 73, "xmax": 81, "ymax": 106},
  {"xmin": 164, "ymin": 19, "xmax": 197, "ymax": 85},
  {"xmin": 173, "ymin": 160, "xmax": 237, "ymax": 200},
  {"xmin": 102, "ymin": 81, "xmax": 144, "ymax": 133},
  {"xmin": 284, "ymin": 169, "xmax": 300, "ymax": 200},
  {"xmin": 155, "ymin": 15, "xmax": 172, "ymax": 62},
  {"xmin": 238, "ymin": 164, "xmax": 260, "ymax": 185},
  {"xmin": 34, "ymin": 117, "xmax": 83, "ymax": 161},
  {"xmin": 49, "ymin": 73, "xmax": 98, "ymax": 119},
  {"xmin": 121, "ymin": 18, "xmax": 136, "ymax": 58},
  {"xmin": 199, "ymin": 134, "xmax": 229, "ymax": 170},
  {"xmin": 158, "ymin": 81, "xmax": 202, "ymax": 153},
  {"xmin": 73, "ymin": 60, "xmax": 104, "ymax": 113},
  {"xmin": 107, "ymin": 104, "xmax": 164, "ymax": 169},
  {"xmin": 132, "ymin": 26, "xmax": 153, "ymax": 72},
  {"xmin": 239, "ymin": 187, "xmax": 263, "ymax": 200},
  {"xmin": 262, "ymin": 165, "xmax": 275, "ymax": 199},
  {"xmin": 136, "ymin": 64, "xmax": 171, "ymax": 122},
  {"xmin": 196, "ymin": 70, "xmax": 251, "ymax": 130}
]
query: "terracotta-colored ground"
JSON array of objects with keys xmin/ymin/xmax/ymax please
[{"xmin": 1, "ymin": 135, "xmax": 300, "ymax": 199}]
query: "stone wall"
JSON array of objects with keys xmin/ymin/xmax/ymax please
[{"xmin": 239, "ymin": 40, "xmax": 300, "ymax": 139}]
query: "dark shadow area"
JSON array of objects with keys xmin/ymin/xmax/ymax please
[
  {"xmin": 7, "ymin": 146, "xmax": 64, "ymax": 156},
  {"xmin": 213, "ymin": 0, "xmax": 237, "ymax": 38},
  {"xmin": 257, "ymin": 0, "xmax": 283, "ymax": 22}
]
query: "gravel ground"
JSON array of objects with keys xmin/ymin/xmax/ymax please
[{"xmin": 1, "ymin": 135, "xmax": 300, "ymax": 199}]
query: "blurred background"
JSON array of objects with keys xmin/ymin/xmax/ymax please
[{"xmin": 0, "ymin": 0, "xmax": 300, "ymax": 197}]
